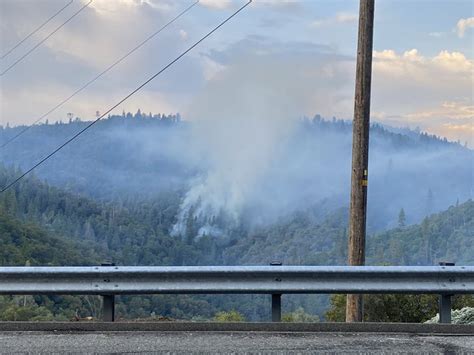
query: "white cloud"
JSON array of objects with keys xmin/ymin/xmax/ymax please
[
  {"xmin": 371, "ymin": 49, "xmax": 473, "ymax": 145},
  {"xmin": 373, "ymin": 48, "xmax": 473, "ymax": 82},
  {"xmin": 335, "ymin": 12, "xmax": 358, "ymax": 24},
  {"xmin": 1, "ymin": 2, "xmax": 150, "ymax": 70},
  {"xmin": 0, "ymin": 0, "xmax": 471, "ymax": 149},
  {"xmin": 1, "ymin": 81, "xmax": 178, "ymax": 126},
  {"xmin": 26, "ymin": 0, "xmax": 179, "ymax": 70},
  {"xmin": 90, "ymin": 0, "xmax": 173, "ymax": 13},
  {"xmin": 200, "ymin": 39, "xmax": 473, "ymax": 146},
  {"xmin": 201, "ymin": 56, "xmax": 226, "ymax": 81},
  {"xmin": 179, "ymin": 29, "xmax": 188, "ymax": 41},
  {"xmin": 0, "ymin": 0, "xmax": 187, "ymax": 127},
  {"xmin": 432, "ymin": 50, "xmax": 474, "ymax": 72},
  {"xmin": 456, "ymin": 17, "xmax": 474, "ymax": 37},
  {"xmin": 199, "ymin": 0, "xmax": 232, "ymax": 10},
  {"xmin": 310, "ymin": 12, "xmax": 357, "ymax": 28},
  {"xmin": 405, "ymin": 101, "xmax": 473, "ymax": 121},
  {"xmin": 199, "ymin": 36, "xmax": 355, "ymax": 119}
]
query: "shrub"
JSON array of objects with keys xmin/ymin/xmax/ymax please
[
  {"xmin": 326, "ymin": 294, "xmax": 474, "ymax": 323},
  {"xmin": 425, "ymin": 307, "xmax": 474, "ymax": 324},
  {"xmin": 282, "ymin": 307, "xmax": 319, "ymax": 322},
  {"xmin": 213, "ymin": 310, "xmax": 245, "ymax": 322}
]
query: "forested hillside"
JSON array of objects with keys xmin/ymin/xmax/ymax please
[
  {"xmin": 1, "ymin": 114, "xmax": 471, "ymax": 233},
  {"xmin": 0, "ymin": 114, "xmax": 472, "ymax": 320},
  {"xmin": 0, "ymin": 165, "xmax": 221, "ymax": 266},
  {"xmin": 0, "ymin": 208, "xmax": 99, "ymax": 266},
  {"xmin": 224, "ymin": 200, "xmax": 474, "ymax": 266},
  {"xmin": 2, "ymin": 163, "xmax": 472, "ymax": 269},
  {"xmin": 368, "ymin": 201, "xmax": 474, "ymax": 265},
  {"xmin": 1, "ymin": 113, "xmax": 187, "ymax": 199},
  {"xmin": 0, "ymin": 162, "xmax": 472, "ymax": 320}
]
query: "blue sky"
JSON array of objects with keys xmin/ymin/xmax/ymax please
[{"xmin": 0, "ymin": 0, "xmax": 473, "ymax": 145}]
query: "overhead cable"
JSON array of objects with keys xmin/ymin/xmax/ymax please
[
  {"xmin": 1, "ymin": 0, "xmax": 74, "ymax": 60},
  {"xmin": 1, "ymin": 0, "xmax": 93, "ymax": 76},
  {"xmin": 0, "ymin": 0, "xmax": 252, "ymax": 193},
  {"xmin": 0, "ymin": 0, "xmax": 199, "ymax": 149}
]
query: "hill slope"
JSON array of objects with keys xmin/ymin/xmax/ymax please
[
  {"xmin": 2, "ymin": 163, "xmax": 472, "ymax": 268},
  {"xmin": 1, "ymin": 114, "xmax": 471, "ymax": 232},
  {"xmin": 0, "ymin": 165, "xmax": 223, "ymax": 266},
  {"xmin": 0, "ymin": 168, "xmax": 472, "ymax": 320},
  {"xmin": 223, "ymin": 200, "xmax": 474, "ymax": 266},
  {"xmin": 0, "ymin": 208, "xmax": 99, "ymax": 266},
  {"xmin": 368, "ymin": 200, "xmax": 474, "ymax": 265}
]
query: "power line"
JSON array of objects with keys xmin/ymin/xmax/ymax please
[
  {"xmin": 0, "ymin": 0, "xmax": 199, "ymax": 150},
  {"xmin": 1, "ymin": 0, "xmax": 74, "ymax": 60},
  {"xmin": 0, "ymin": 0, "xmax": 253, "ymax": 193},
  {"xmin": 0, "ymin": 0, "xmax": 92, "ymax": 76}
]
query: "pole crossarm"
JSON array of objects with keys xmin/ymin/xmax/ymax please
[{"xmin": 0, "ymin": 266, "xmax": 472, "ymax": 295}]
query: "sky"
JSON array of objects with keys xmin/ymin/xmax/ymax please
[{"xmin": 0, "ymin": 0, "xmax": 472, "ymax": 146}]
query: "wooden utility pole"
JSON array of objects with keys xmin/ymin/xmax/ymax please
[{"xmin": 346, "ymin": 0, "xmax": 375, "ymax": 323}]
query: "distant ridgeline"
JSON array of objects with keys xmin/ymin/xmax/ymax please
[
  {"xmin": 0, "ymin": 112, "xmax": 471, "ymax": 233},
  {"xmin": 0, "ymin": 112, "xmax": 188, "ymax": 199},
  {"xmin": 0, "ymin": 111, "xmax": 464, "ymax": 149}
]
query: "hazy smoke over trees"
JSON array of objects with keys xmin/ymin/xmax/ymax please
[
  {"xmin": 172, "ymin": 44, "xmax": 355, "ymax": 237},
  {"xmin": 0, "ymin": 39, "xmax": 470, "ymax": 240}
]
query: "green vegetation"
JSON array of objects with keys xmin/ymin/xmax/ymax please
[
  {"xmin": 224, "ymin": 200, "xmax": 474, "ymax": 266},
  {"xmin": 0, "ymin": 165, "xmax": 221, "ymax": 266},
  {"xmin": 282, "ymin": 307, "xmax": 319, "ymax": 322},
  {"xmin": 0, "ymin": 298, "xmax": 54, "ymax": 321},
  {"xmin": 0, "ymin": 158, "xmax": 472, "ymax": 321},
  {"xmin": 0, "ymin": 207, "xmax": 99, "ymax": 266},
  {"xmin": 368, "ymin": 201, "xmax": 474, "ymax": 265},
  {"xmin": 213, "ymin": 310, "xmax": 246, "ymax": 322},
  {"xmin": 326, "ymin": 294, "xmax": 474, "ymax": 323},
  {"xmin": 425, "ymin": 307, "xmax": 474, "ymax": 325}
]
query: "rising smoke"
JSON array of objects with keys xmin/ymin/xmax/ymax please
[{"xmin": 172, "ymin": 44, "xmax": 356, "ymax": 237}]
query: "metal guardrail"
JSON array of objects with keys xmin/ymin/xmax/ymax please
[{"xmin": 0, "ymin": 265, "xmax": 472, "ymax": 323}]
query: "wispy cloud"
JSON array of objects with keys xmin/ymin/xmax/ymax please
[
  {"xmin": 428, "ymin": 32, "xmax": 445, "ymax": 38},
  {"xmin": 335, "ymin": 12, "xmax": 358, "ymax": 23},
  {"xmin": 372, "ymin": 49, "xmax": 474, "ymax": 146},
  {"xmin": 456, "ymin": 17, "xmax": 474, "ymax": 37},
  {"xmin": 199, "ymin": 0, "xmax": 232, "ymax": 10},
  {"xmin": 179, "ymin": 29, "xmax": 188, "ymax": 41},
  {"xmin": 310, "ymin": 12, "xmax": 357, "ymax": 28}
]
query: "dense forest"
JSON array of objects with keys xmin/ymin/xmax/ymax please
[
  {"xmin": 0, "ymin": 162, "xmax": 472, "ymax": 320},
  {"xmin": 0, "ymin": 114, "xmax": 472, "ymax": 321},
  {"xmin": 0, "ymin": 209, "xmax": 99, "ymax": 266},
  {"xmin": 1, "ymin": 113, "xmax": 471, "ymax": 232}
]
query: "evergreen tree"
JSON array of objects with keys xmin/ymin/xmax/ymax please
[
  {"xmin": 426, "ymin": 189, "xmax": 434, "ymax": 215},
  {"xmin": 398, "ymin": 208, "xmax": 406, "ymax": 228}
]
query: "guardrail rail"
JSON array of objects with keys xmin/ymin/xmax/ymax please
[{"xmin": 0, "ymin": 265, "xmax": 472, "ymax": 323}]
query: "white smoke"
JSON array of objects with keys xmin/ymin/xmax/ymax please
[{"xmin": 172, "ymin": 42, "xmax": 354, "ymax": 238}]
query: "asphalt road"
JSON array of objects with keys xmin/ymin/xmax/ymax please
[{"xmin": 0, "ymin": 331, "xmax": 473, "ymax": 354}]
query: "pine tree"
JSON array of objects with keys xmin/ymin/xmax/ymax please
[
  {"xmin": 398, "ymin": 208, "xmax": 406, "ymax": 228},
  {"xmin": 426, "ymin": 189, "xmax": 434, "ymax": 215},
  {"xmin": 421, "ymin": 217, "xmax": 431, "ymax": 264}
]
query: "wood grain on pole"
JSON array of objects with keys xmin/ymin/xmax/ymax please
[{"xmin": 346, "ymin": 0, "xmax": 375, "ymax": 323}]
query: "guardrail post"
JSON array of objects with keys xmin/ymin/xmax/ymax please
[
  {"xmin": 102, "ymin": 294, "xmax": 115, "ymax": 322},
  {"xmin": 438, "ymin": 262, "xmax": 455, "ymax": 324},
  {"xmin": 272, "ymin": 294, "xmax": 282, "ymax": 322},
  {"xmin": 101, "ymin": 262, "xmax": 115, "ymax": 322},
  {"xmin": 439, "ymin": 294, "xmax": 451, "ymax": 324},
  {"xmin": 270, "ymin": 262, "xmax": 282, "ymax": 322}
]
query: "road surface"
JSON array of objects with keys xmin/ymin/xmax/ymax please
[{"xmin": 1, "ymin": 331, "xmax": 473, "ymax": 354}]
